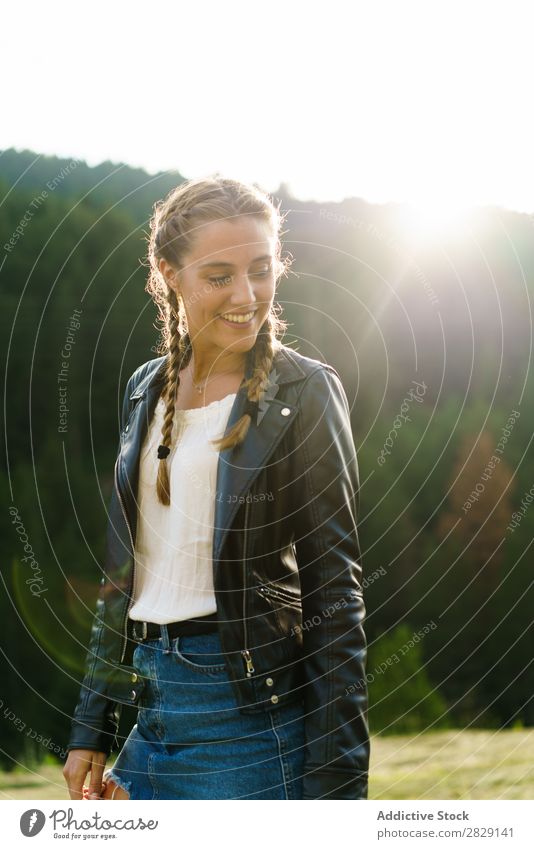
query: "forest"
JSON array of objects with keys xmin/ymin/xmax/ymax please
[{"xmin": 1, "ymin": 147, "xmax": 532, "ymax": 769}]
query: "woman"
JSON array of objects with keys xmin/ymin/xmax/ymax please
[{"xmin": 63, "ymin": 176, "xmax": 370, "ymax": 800}]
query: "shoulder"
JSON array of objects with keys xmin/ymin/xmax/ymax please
[
  {"xmin": 274, "ymin": 343, "xmax": 342, "ymax": 383},
  {"xmin": 275, "ymin": 345, "xmax": 351, "ymax": 423},
  {"xmin": 125, "ymin": 354, "xmax": 167, "ymax": 395}
]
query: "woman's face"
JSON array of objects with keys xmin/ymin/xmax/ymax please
[{"xmin": 159, "ymin": 215, "xmax": 277, "ymax": 361}]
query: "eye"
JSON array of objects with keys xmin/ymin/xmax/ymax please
[
  {"xmin": 251, "ymin": 266, "xmax": 273, "ymax": 278},
  {"xmin": 208, "ymin": 274, "xmax": 233, "ymax": 287},
  {"xmin": 207, "ymin": 266, "xmax": 273, "ymax": 287}
]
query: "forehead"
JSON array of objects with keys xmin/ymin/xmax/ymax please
[{"xmin": 187, "ymin": 216, "xmax": 275, "ymax": 267}]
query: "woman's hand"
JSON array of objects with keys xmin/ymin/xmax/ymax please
[
  {"xmin": 63, "ymin": 749, "xmax": 108, "ymax": 800},
  {"xmin": 82, "ymin": 780, "xmax": 108, "ymax": 799}
]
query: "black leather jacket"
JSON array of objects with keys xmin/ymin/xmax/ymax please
[{"xmin": 66, "ymin": 343, "xmax": 370, "ymax": 799}]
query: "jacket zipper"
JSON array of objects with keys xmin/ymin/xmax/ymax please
[
  {"xmin": 258, "ymin": 583, "xmax": 302, "ymax": 609},
  {"xmin": 114, "ymin": 456, "xmax": 137, "ymax": 664},
  {"xmin": 241, "ymin": 499, "xmax": 255, "ymax": 677}
]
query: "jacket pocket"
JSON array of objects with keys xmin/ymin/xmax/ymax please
[{"xmin": 257, "ymin": 582, "xmax": 302, "ymax": 610}]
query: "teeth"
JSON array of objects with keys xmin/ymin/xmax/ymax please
[{"xmin": 220, "ymin": 311, "xmax": 255, "ymax": 323}]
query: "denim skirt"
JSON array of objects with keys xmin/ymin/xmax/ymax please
[{"xmin": 104, "ymin": 627, "xmax": 306, "ymax": 800}]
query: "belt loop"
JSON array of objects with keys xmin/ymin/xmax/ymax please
[
  {"xmin": 160, "ymin": 623, "xmax": 172, "ymax": 654},
  {"xmin": 133, "ymin": 620, "xmax": 147, "ymax": 642}
]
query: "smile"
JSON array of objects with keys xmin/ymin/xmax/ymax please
[{"xmin": 219, "ymin": 310, "xmax": 257, "ymax": 326}]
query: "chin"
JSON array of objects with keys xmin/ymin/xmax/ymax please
[
  {"xmin": 218, "ymin": 316, "xmax": 268, "ymax": 342},
  {"xmin": 221, "ymin": 335, "xmax": 259, "ymax": 353}
]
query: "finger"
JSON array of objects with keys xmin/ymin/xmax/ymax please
[
  {"xmin": 88, "ymin": 781, "xmax": 107, "ymax": 798},
  {"xmin": 87, "ymin": 761, "xmax": 105, "ymax": 798},
  {"xmin": 67, "ymin": 781, "xmax": 84, "ymax": 801}
]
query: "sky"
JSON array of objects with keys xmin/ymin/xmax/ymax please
[{"xmin": 3, "ymin": 0, "xmax": 534, "ymax": 216}]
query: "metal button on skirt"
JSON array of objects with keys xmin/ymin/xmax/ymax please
[{"xmin": 104, "ymin": 628, "xmax": 306, "ymax": 800}]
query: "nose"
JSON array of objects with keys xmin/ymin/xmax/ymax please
[{"xmin": 228, "ymin": 272, "xmax": 257, "ymax": 308}]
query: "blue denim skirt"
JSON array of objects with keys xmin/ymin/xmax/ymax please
[{"xmin": 105, "ymin": 627, "xmax": 306, "ymax": 800}]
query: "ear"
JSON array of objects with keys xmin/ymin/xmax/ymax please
[{"xmin": 159, "ymin": 257, "xmax": 181, "ymax": 296}]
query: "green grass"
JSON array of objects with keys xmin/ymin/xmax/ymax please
[
  {"xmin": 1, "ymin": 729, "xmax": 532, "ymax": 800},
  {"xmin": 369, "ymin": 728, "xmax": 534, "ymax": 799}
]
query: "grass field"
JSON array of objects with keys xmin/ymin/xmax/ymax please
[{"xmin": 1, "ymin": 729, "xmax": 532, "ymax": 800}]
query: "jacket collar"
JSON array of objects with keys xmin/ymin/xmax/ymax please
[{"xmin": 120, "ymin": 344, "xmax": 307, "ymax": 566}]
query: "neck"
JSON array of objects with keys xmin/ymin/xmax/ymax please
[{"xmin": 187, "ymin": 347, "xmax": 248, "ymax": 385}]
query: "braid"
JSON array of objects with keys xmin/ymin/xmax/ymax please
[
  {"xmin": 211, "ymin": 316, "xmax": 278, "ymax": 452},
  {"xmin": 156, "ymin": 289, "xmax": 191, "ymax": 505},
  {"xmin": 247, "ymin": 320, "xmax": 276, "ymax": 403}
]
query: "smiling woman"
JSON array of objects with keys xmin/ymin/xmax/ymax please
[{"xmin": 63, "ymin": 175, "xmax": 370, "ymax": 801}]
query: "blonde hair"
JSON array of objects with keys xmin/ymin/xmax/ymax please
[{"xmin": 145, "ymin": 175, "xmax": 292, "ymax": 505}]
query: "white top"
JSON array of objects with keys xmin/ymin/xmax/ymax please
[{"xmin": 128, "ymin": 391, "xmax": 237, "ymax": 624}]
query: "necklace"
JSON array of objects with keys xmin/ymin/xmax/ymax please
[{"xmin": 186, "ymin": 363, "xmax": 244, "ymax": 394}]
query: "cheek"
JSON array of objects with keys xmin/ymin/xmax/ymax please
[
  {"xmin": 186, "ymin": 292, "xmax": 221, "ymax": 321},
  {"xmin": 255, "ymin": 279, "xmax": 276, "ymax": 306}
]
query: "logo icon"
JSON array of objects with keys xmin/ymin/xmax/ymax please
[{"xmin": 20, "ymin": 809, "xmax": 46, "ymax": 837}]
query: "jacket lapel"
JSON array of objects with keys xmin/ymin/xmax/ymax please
[
  {"xmin": 213, "ymin": 353, "xmax": 301, "ymax": 565},
  {"xmin": 117, "ymin": 346, "xmax": 307, "ymax": 565}
]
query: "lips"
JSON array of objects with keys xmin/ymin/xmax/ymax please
[{"xmin": 218, "ymin": 309, "xmax": 258, "ymax": 326}]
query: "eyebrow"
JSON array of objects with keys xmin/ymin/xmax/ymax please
[{"xmin": 198, "ymin": 254, "xmax": 273, "ymax": 270}]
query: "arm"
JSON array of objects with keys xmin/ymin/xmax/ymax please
[
  {"xmin": 65, "ymin": 367, "xmax": 139, "ymax": 755},
  {"xmin": 293, "ymin": 365, "xmax": 370, "ymax": 799}
]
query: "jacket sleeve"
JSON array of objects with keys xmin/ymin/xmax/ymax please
[
  {"xmin": 293, "ymin": 365, "xmax": 370, "ymax": 799},
  {"xmin": 65, "ymin": 369, "xmax": 138, "ymax": 755}
]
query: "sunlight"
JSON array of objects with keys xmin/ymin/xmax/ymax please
[
  {"xmin": 397, "ymin": 197, "xmax": 477, "ymax": 245},
  {"xmin": 2, "ymin": 2, "xmax": 532, "ymax": 214}
]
